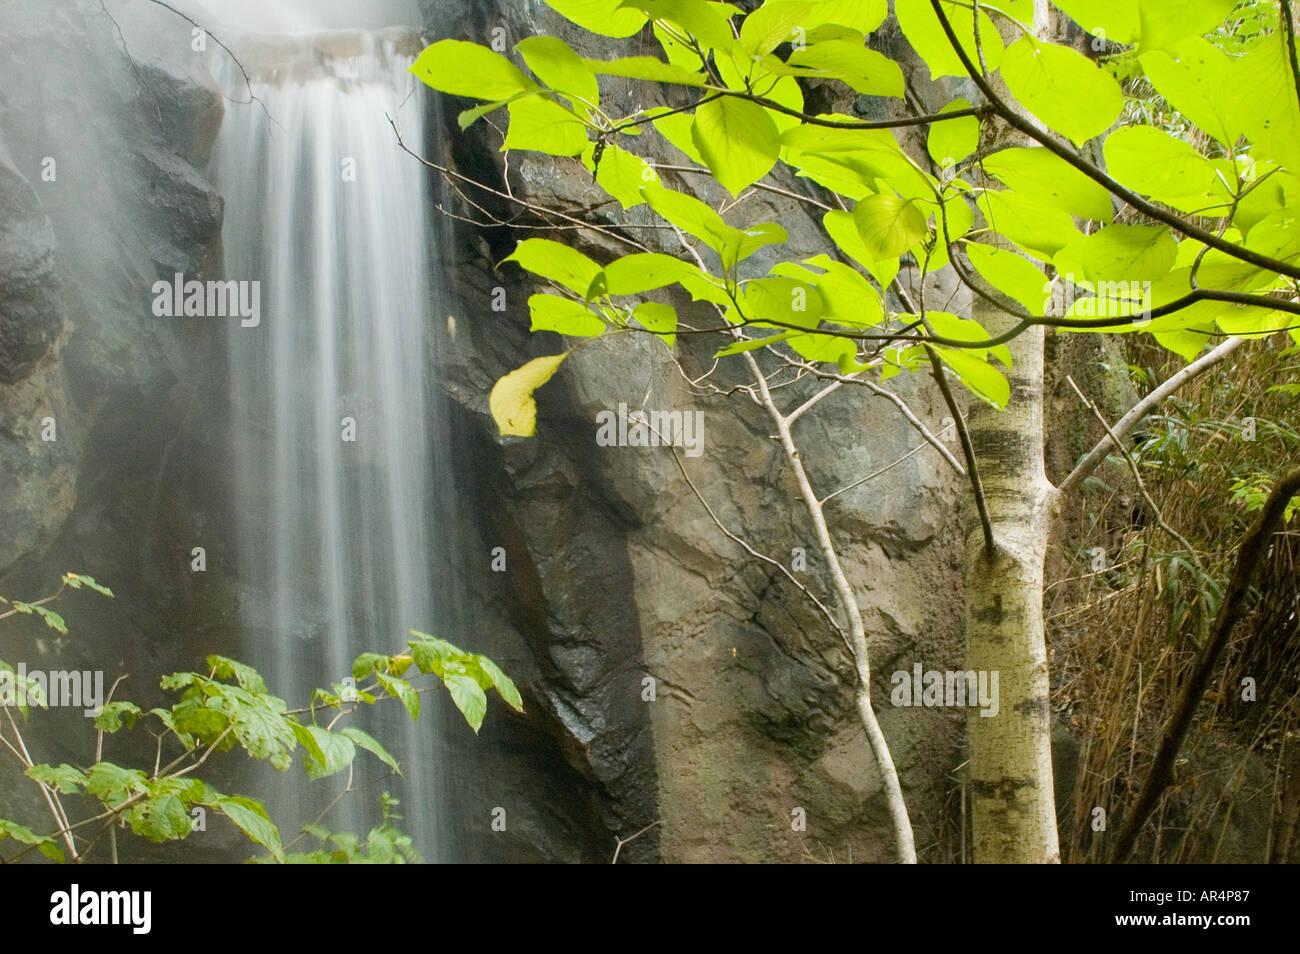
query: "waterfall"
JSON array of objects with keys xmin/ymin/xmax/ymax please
[{"xmin": 211, "ymin": 30, "xmax": 452, "ymax": 861}]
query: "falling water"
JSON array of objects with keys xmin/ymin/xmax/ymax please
[{"xmin": 212, "ymin": 30, "xmax": 451, "ymax": 860}]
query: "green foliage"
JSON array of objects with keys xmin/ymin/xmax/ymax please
[
  {"xmin": 263, "ymin": 793, "xmax": 421, "ymax": 864},
  {"xmin": 0, "ymin": 573, "xmax": 519, "ymax": 864},
  {"xmin": 410, "ymin": 0, "xmax": 1300, "ymax": 430}
]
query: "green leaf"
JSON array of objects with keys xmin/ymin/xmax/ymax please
[
  {"xmin": 927, "ymin": 98, "xmax": 979, "ymax": 168},
  {"xmin": 516, "ymin": 36, "xmax": 600, "ymax": 106},
  {"xmin": 604, "ymin": 253, "xmax": 706, "ymax": 295},
  {"xmin": 978, "ymin": 189, "xmax": 1078, "ymax": 259},
  {"xmin": 1138, "ymin": 39, "xmax": 1239, "ymax": 149},
  {"xmin": 503, "ymin": 97, "xmax": 589, "ymax": 156},
  {"xmin": 1103, "ymin": 126, "xmax": 1232, "ymax": 211},
  {"xmin": 739, "ymin": 277, "xmax": 824, "ymax": 330},
  {"xmin": 296, "ymin": 725, "xmax": 356, "ymax": 781},
  {"xmin": 853, "ymin": 193, "xmax": 928, "ymax": 261},
  {"xmin": 583, "ymin": 143, "xmax": 659, "ymax": 208},
  {"xmin": 504, "ymin": 239, "xmax": 604, "ymax": 295},
  {"xmin": 641, "ymin": 183, "xmax": 742, "ymax": 257},
  {"xmin": 529, "ymin": 295, "xmax": 606, "ymax": 337},
  {"xmin": 652, "ymin": 111, "xmax": 706, "ymax": 164},
  {"xmin": 633, "ymin": 302, "xmax": 678, "ymax": 348},
  {"xmin": 444, "ymin": 674, "xmax": 489, "ymax": 733},
  {"xmin": 785, "ymin": 40, "xmax": 904, "ymax": 97},
  {"xmin": 94, "ymin": 701, "xmax": 143, "ymax": 733},
  {"xmin": 544, "ymin": 0, "xmax": 648, "ymax": 36},
  {"xmin": 714, "ymin": 332, "xmax": 797, "ymax": 357},
  {"xmin": 824, "ymin": 209, "xmax": 897, "ymax": 287},
  {"xmin": 61, "ymin": 573, "xmax": 114, "ymax": 597},
  {"xmin": 351, "ymin": 653, "xmax": 388, "ymax": 679},
  {"xmin": 982, "ymin": 147, "xmax": 1114, "ymax": 222},
  {"xmin": 217, "ymin": 796, "xmax": 284, "ymax": 863},
  {"xmin": 801, "ymin": 0, "xmax": 887, "ymax": 33},
  {"xmin": 409, "ymin": 634, "xmax": 470, "ymax": 673},
  {"xmin": 0, "ymin": 818, "xmax": 64, "ymax": 863},
  {"xmin": 1053, "ymin": 0, "xmax": 1140, "ymax": 44},
  {"xmin": 1230, "ymin": 32, "xmax": 1300, "ymax": 173},
  {"xmin": 339, "ymin": 727, "xmax": 402, "ymax": 777},
  {"xmin": 10, "ymin": 602, "xmax": 67, "ymax": 635},
  {"xmin": 26, "ymin": 763, "xmax": 88, "ymax": 794},
  {"xmin": 581, "ymin": 55, "xmax": 708, "ymax": 87},
  {"xmin": 931, "ymin": 347, "xmax": 1010, "ymax": 408},
  {"xmin": 1000, "ymin": 35, "xmax": 1122, "ymax": 146},
  {"xmin": 797, "ymin": 256, "xmax": 884, "ymax": 327},
  {"xmin": 206, "ymin": 655, "xmax": 268, "ymax": 694},
  {"xmin": 691, "ymin": 96, "xmax": 781, "ymax": 196},
  {"xmin": 787, "ymin": 331, "xmax": 855, "ymax": 364},
  {"xmin": 735, "ymin": 222, "xmax": 789, "ymax": 263},
  {"xmin": 126, "ymin": 793, "xmax": 192, "ymax": 843},
  {"xmin": 894, "ymin": 0, "xmax": 1003, "ymax": 80},
  {"xmin": 409, "ymin": 40, "xmax": 537, "ymax": 100},
  {"xmin": 740, "ymin": 2, "xmax": 814, "ymax": 56},
  {"xmin": 925, "ymin": 193, "xmax": 975, "ymax": 270},
  {"xmin": 473, "ymin": 655, "xmax": 524, "ymax": 712},
  {"xmin": 375, "ymin": 671, "xmax": 420, "ymax": 722},
  {"xmin": 963, "ymin": 243, "xmax": 1048, "ymax": 315},
  {"xmin": 1136, "ymin": 0, "xmax": 1235, "ymax": 54},
  {"xmin": 85, "ymin": 762, "xmax": 148, "ymax": 808},
  {"xmin": 489, "ymin": 354, "xmax": 569, "ymax": 438},
  {"xmin": 457, "ymin": 94, "xmax": 526, "ymax": 131},
  {"xmin": 925, "ymin": 312, "xmax": 1011, "ymax": 367},
  {"xmin": 619, "ymin": 0, "xmax": 736, "ymax": 51},
  {"xmin": 1054, "ymin": 225, "xmax": 1177, "ymax": 285}
]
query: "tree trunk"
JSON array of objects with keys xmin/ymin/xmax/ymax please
[{"xmin": 963, "ymin": 317, "xmax": 1060, "ymax": 863}]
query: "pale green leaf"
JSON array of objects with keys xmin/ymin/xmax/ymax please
[
  {"xmin": 786, "ymin": 40, "xmax": 904, "ymax": 97},
  {"xmin": 544, "ymin": 0, "xmax": 648, "ymax": 36},
  {"xmin": 692, "ymin": 96, "xmax": 781, "ymax": 196},
  {"xmin": 517, "ymin": 36, "xmax": 600, "ymax": 105},
  {"xmin": 1137, "ymin": 0, "xmax": 1235, "ymax": 54},
  {"xmin": 529, "ymin": 295, "xmax": 606, "ymax": 337},
  {"xmin": 982, "ymin": 147, "xmax": 1114, "ymax": 222},
  {"xmin": 1000, "ymin": 35, "xmax": 1122, "ymax": 146},
  {"xmin": 853, "ymin": 193, "xmax": 928, "ymax": 261},
  {"xmin": 894, "ymin": 0, "xmax": 1003, "ymax": 79},
  {"xmin": 581, "ymin": 55, "xmax": 708, "ymax": 86},
  {"xmin": 504, "ymin": 239, "xmax": 603, "ymax": 295},
  {"xmin": 927, "ymin": 98, "xmax": 979, "ymax": 168},
  {"xmin": 963, "ymin": 242, "xmax": 1048, "ymax": 315},
  {"xmin": 409, "ymin": 40, "xmax": 537, "ymax": 100},
  {"xmin": 584, "ymin": 142, "xmax": 659, "ymax": 208},
  {"xmin": 503, "ymin": 97, "xmax": 589, "ymax": 156},
  {"xmin": 932, "ymin": 347, "xmax": 1010, "ymax": 408},
  {"xmin": 633, "ymin": 302, "xmax": 678, "ymax": 347},
  {"xmin": 1053, "ymin": 0, "xmax": 1140, "ymax": 44}
]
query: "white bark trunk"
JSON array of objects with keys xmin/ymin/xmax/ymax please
[{"xmin": 964, "ymin": 319, "xmax": 1060, "ymax": 863}]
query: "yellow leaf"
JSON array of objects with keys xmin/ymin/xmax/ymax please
[{"xmin": 489, "ymin": 354, "xmax": 568, "ymax": 437}]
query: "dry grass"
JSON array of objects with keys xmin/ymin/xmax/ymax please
[{"xmin": 1048, "ymin": 334, "xmax": 1300, "ymax": 863}]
